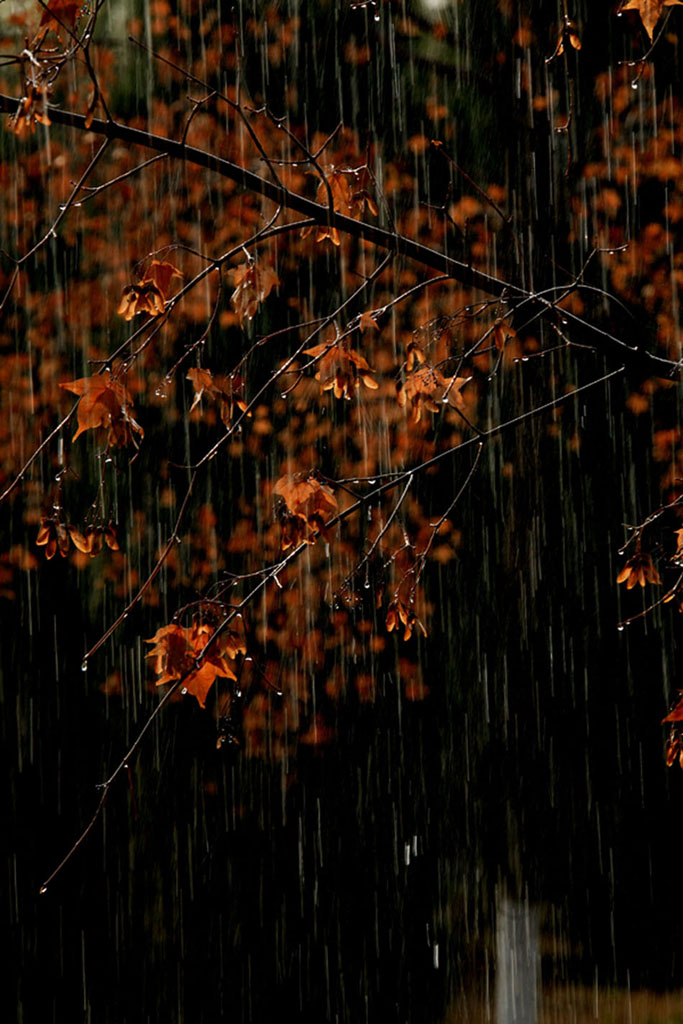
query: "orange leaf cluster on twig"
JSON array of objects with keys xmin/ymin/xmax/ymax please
[
  {"xmin": 117, "ymin": 260, "xmax": 183, "ymax": 321},
  {"xmin": 397, "ymin": 365, "xmax": 470, "ymax": 423},
  {"xmin": 36, "ymin": 518, "xmax": 118, "ymax": 560},
  {"xmin": 274, "ymin": 474, "xmax": 338, "ymax": 549},
  {"xmin": 9, "ymin": 84, "xmax": 51, "ymax": 135},
  {"xmin": 301, "ymin": 168, "xmax": 378, "ymax": 246},
  {"xmin": 146, "ymin": 620, "xmax": 245, "ymax": 708},
  {"xmin": 59, "ymin": 372, "xmax": 144, "ymax": 447},
  {"xmin": 386, "ymin": 598, "xmax": 427, "ymax": 642},
  {"xmin": 304, "ymin": 341, "xmax": 378, "ymax": 400},
  {"xmin": 616, "ymin": 551, "xmax": 662, "ymax": 589},
  {"xmin": 187, "ymin": 367, "xmax": 248, "ymax": 426}
]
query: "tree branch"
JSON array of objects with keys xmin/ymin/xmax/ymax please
[{"xmin": 0, "ymin": 92, "xmax": 676, "ymax": 380}]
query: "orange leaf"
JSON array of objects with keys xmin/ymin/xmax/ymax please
[
  {"xmin": 663, "ymin": 693, "xmax": 683, "ymax": 723},
  {"xmin": 359, "ymin": 311, "xmax": 378, "ymax": 332},
  {"xmin": 144, "ymin": 260, "xmax": 183, "ymax": 299},
  {"xmin": 398, "ymin": 366, "xmax": 471, "ymax": 422},
  {"xmin": 145, "ymin": 620, "xmax": 241, "ymax": 709},
  {"xmin": 303, "ymin": 341, "xmax": 378, "ymax": 400},
  {"xmin": 117, "ymin": 282, "xmax": 165, "ymax": 321},
  {"xmin": 39, "ymin": 0, "xmax": 81, "ymax": 31},
  {"xmin": 230, "ymin": 261, "xmax": 279, "ymax": 325},
  {"xmin": 274, "ymin": 474, "xmax": 338, "ymax": 548},
  {"xmin": 186, "ymin": 367, "xmax": 248, "ymax": 425},
  {"xmin": 493, "ymin": 318, "xmax": 516, "ymax": 352},
  {"xmin": 187, "ymin": 367, "xmax": 215, "ymax": 411},
  {"xmin": 60, "ymin": 372, "xmax": 144, "ymax": 447},
  {"xmin": 620, "ymin": 0, "xmax": 683, "ymax": 41}
]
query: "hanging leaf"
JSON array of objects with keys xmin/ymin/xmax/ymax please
[
  {"xmin": 386, "ymin": 599, "xmax": 427, "ymax": 642},
  {"xmin": 187, "ymin": 367, "xmax": 248, "ymax": 426},
  {"xmin": 662, "ymin": 692, "xmax": 683, "ymax": 723},
  {"xmin": 397, "ymin": 366, "xmax": 471, "ymax": 423},
  {"xmin": 117, "ymin": 260, "xmax": 182, "ymax": 320},
  {"xmin": 36, "ymin": 517, "xmax": 69, "ymax": 560},
  {"xmin": 38, "ymin": 0, "xmax": 82, "ymax": 33},
  {"xmin": 493, "ymin": 317, "xmax": 517, "ymax": 352},
  {"xmin": 620, "ymin": 0, "xmax": 683, "ymax": 41},
  {"xmin": 274, "ymin": 474, "xmax": 338, "ymax": 549},
  {"xmin": 59, "ymin": 372, "xmax": 144, "ymax": 447},
  {"xmin": 146, "ymin": 620, "xmax": 244, "ymax": 709},
  {"xmin": 229, "ymin": 261, "xmax": 279, "ymax": 324},
  {"xmin": 616, "ymin": 551, "xmax": 662, "ymax": 589},
  {"xmin": 303, "ymin": 341, "xmax": 378, "ymax": 400}
]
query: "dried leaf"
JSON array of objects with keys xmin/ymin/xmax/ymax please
[
  {"xmin": 359, "ymin": 311, "xmax": 379, "ymax": 332},
  {"xmin": 144, "ymin": 260, "xmax": 183, "ymax": 298},
  {"xmin": 229, "ymin": 261, "xmax": 279, "ymax": 325},
  {"xmin": 493, "ymin": 317, "xmax": 517, "ymax": 352},
  {"xmin": 117, "ymin": 282, "xmax": 165, "ymax": 321},
  {"xmin": 663, "ymin": 693, "xmax": 683, "ymax": 723},
  {"xmin": 187, "ymin": 367, "xmax": 248, "ymax": 426},
  {"xmin": 620, "ymin": 0, "xmax": 683, "ymax": 41},
  {"xmin": 397, "ymin": 366, "xmax": 471, "ymax": 423},
  {"xmin": 300, "ymin": 168, "xmax": 378, "ymax": 247},
  {"xmin": 10, "ymin": 84, "xmax": 51, "ymax": 135},
  {"xmin": 38, "ymin": 0, "xmax": 81, "ymax": 32},
  {"xmin": 274, "ymin": 474, "xmax": 338, "ymax": 549},
  {"xmin": 616, "ymin": 551, "xmax": 661, "ymax": 589},
  {"xmin": 386, "ymin": 599, "xmax": 427, "ymax": 642},
  {"xmin": 304, "ymin": 341, "xmax": 378, "ymax": 400},
  {"xmin": 116, "ymin": 260, "xmax": 181, "ymax": 321},
  {"xmin": 146, "ymin": 620, "xmax": 242, "ymax": 709},
  {"xmin": 60, "ymin": 372, "xmax": 144, "ymax": 447}
]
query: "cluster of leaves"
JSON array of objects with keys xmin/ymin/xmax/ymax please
[
  {"xmin": 0, "ymin": 0, "xmax": 506, "ymax": 765},
  {"xmin": 2, "ymin": 0, "xmax": 683, "ymax": 798},
  {"xmin": 146, "ymin": 616, "xmax": 246, "ymax": 709}
]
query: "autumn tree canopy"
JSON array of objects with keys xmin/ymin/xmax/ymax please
[{"xmin": 1, "ymin": 0, "xmax": 683, "ymax": 894}]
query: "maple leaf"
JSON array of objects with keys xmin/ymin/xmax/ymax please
[
  {"xmin": 274, "ymin": 474, "xmax": 338, "ymax": 549},
  {"xmin": 144, "ymin": 260, "xmax": 184, "ymax": 297},
  {"xmin": 620, "ymin": 0, "xmax": 683, "ymax": 41},
  {"xmin": 304, "ymin": 341, "xmax": 379, "ymax": 400},
  {"xmin": 117, "ymin": 260, "xmax": 182, "ymax": 321},
  {"xmin": 358, "ymin": 311, "xmax": 379, "ymax": 332},
  {"xmin": 146, "ymin": 620, "xmax": 243, "ymax": 708},
  {"xmin": 229, "ymin": 261, "xmax": 279, "ymax": 325},
  {"xmin": 397, "ymin": 366, "xmax": 471, "ymax": 423},
  {"xmin": 59, "ymin": 372, "xmax": 144, "ymax": 447},
  {"xmin": 187, "ymin": 367, "xmax": 248, "ymax": 426},
  {"xmin": 38, "ymin": 0, "xmax": 81, "ymax": 32},
  {"xmin": 493, "ymin": 317, "xmax": 517, "ymax": 352},
  {"xmin": 301, "ymin": 168, "xmax": 378, "ymax": 246}
]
